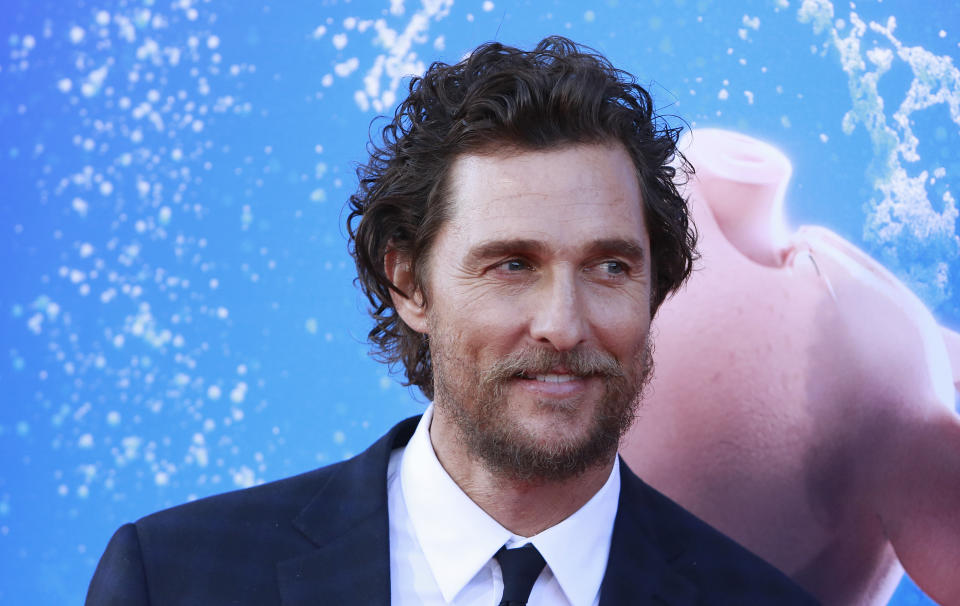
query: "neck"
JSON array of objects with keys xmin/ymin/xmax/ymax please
[{"xmin": 428, "ymin": 407, "xmax": 616, "ymax": 537}]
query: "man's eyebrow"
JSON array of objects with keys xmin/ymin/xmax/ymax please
[
  {"xmin": 465, "ymin": 239, "xmax": 549, "ymax": 264},
  {"xmin": 464, "ymin": 238, "xmax": 646, "ymax": 264},
  {"xmin": 587, "ymin": 238, "xmax": 647, "ymax": 263}
]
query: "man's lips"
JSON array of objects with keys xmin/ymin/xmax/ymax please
[
  {"xmin": 510, "ymin": 372, "xmax": 595, "ymax": 398},
  {"xmin": 516, "ymin": 372, "xmax": 581, "ymax": 383},
  {"xmin": 512, "ymin": 370, "xmax": 600, "ymax": 388}
]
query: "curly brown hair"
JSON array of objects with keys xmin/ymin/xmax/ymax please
[{"xmin": 346, "ymin": 36, "xmax": 697, "ymax": 399}]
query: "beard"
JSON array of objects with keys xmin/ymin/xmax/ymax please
[{"xmin": 431, "ymin": 337, "xmax": 654, "ymax": 483}]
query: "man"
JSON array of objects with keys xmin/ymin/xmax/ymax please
[
  {"xmin": 86, "ymin": 37, "xmax": 817, "ymax": 605},
  {"xmin": 622, "ymin": 128, "xmax": 960, "ymax": 605}
]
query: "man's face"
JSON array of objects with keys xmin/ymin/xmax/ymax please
[{"xmin": 416, "ymin": 143, "xmax": 654, "ymax": 482}]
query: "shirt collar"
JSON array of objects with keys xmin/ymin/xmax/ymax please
[
  {"xmin": 526, "ymin": 460, "xmax": 619, "ymax": 606},
  {"xmin": 400, "ymin": 405, "xmax": 620, "ymax": 606}
]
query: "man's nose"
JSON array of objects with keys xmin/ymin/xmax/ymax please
[{"xmin": 528, "ymin": 271, "xmax": 588, "ymax": 351}]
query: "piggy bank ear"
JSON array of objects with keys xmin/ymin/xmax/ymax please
[{"xmin": 681, "ymin": 129, "xmax": 795, "ymax": 268}]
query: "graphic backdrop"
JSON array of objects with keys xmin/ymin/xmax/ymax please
[{"xmin": 1, "ymin": 0, "xmax": 958, "ymax": 603}]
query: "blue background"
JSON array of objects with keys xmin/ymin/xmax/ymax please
[{"xmin": 1, "ymin": 0, "xmax": 958, "ymax": 603}]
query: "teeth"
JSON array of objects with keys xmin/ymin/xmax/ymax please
[{"xmin": 534, "ymin": 374, "xmax": 575, "ymax": 383}]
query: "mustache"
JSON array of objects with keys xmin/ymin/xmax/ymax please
[{"xmin": 480, "ymin": 347, "xmax": 626, "ymax": 384}]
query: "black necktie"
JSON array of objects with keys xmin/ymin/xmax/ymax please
[{"xmin": 494, "ymin": 543, "xmax": 546, "ymax": 606}]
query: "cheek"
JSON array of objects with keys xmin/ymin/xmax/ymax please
[
  {"xmin": 604, "ymin": 319, "xmax": 651, "ymax": 353},
  {"xmin": 430, "ymin": 296, "xmax": 527, "ymax": 347},
  {"xmin": 589, "ymin": 295, "xmax": 652, "ymax": 353}
]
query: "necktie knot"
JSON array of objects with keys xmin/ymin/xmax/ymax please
[{"xmin": 494, "ymin": 544, "xmax": 546, "ymax": 606}]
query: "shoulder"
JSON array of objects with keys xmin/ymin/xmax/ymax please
[
  {"xmin": 87, "ymin": 416, "xmax": 420, "ymax": 605},
  {"xmin": 133, "ymin": 415, "xmax": 420, "ymax": 541},
  {"xmin": 136, "ymin": 462, "xmax": 336, "ymax": 540},
  {"xmin": 87, "ymin": 462, "xmax": 345, "ymax": 605},
  {"xmin": 615, "ymin": 460, "xmax": 820, "ymax": 604}
]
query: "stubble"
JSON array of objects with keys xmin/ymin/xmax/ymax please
[{"xmin": 431, "ymin": 338, "xmax": 654, "ymax": 483}]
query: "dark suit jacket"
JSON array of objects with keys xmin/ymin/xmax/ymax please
[{"xmin": 86, "ymin": 416, "xmax": 819, "ymax": 605}]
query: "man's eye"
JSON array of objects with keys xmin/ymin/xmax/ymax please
[
  {"xmin": 602, "ymin": 260, "xmax": 627, "ymax": 275},
  {"xmin": 500, "ymin": 259, "xmax": 530, "ymax": 272}
]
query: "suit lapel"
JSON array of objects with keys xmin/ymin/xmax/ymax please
[
  {"xmin": 275, "ymin": 423, "xmax": 700, "ymax": 605},
  {"xmin": 276, "ymin": 416, "xmax": 420, "ymax": 606},
  {"xmin": 599, "ymin": 459, "xmax": 699, "ymax": 606}
]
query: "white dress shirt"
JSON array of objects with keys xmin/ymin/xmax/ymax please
[{"xmin": 387, "ymin": 405, "xmax": 620, "ymax": 606}]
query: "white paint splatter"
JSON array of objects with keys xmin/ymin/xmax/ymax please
[
  {"xmin": 799, "ymin": 2, "xmax": 960, "ymax": 306},
  {"xmin": 71, "ymin": 197, "xmax": 89, "ymax": 216},
  {"xmin": 232, "ymin": 465, "xmax": 255, "ymax": 488},
  {"xmin": 229, "ymin": 381, "xmax": 247, "ymax": 403},
  {"xmin": 355, "ymin": 0, "xmax": 454, "ymax": 113},
  {"xmin": 334, "ymin": 57, "xmax": 359, "ymax": 77},
  {"xmin": 82, "ymin": 65, "xmax": 109, "ymax": 97}
]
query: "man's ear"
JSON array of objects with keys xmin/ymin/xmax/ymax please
[{"xmin": 384, "ymin": 248, "xmax": 428, "ymax": 334}]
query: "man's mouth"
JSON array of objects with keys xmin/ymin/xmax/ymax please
[
  {"xmin": 532, "ymin": 373, "xmax": 576, "ymax": 383},
  {"xmin": 515, "ymin": 371, "xmax": 584, "ymax": 383}
]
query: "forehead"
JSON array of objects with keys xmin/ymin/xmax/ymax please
[{"xmin": 442, "ymin": 143, "xmax": 648, "ymax": 250}]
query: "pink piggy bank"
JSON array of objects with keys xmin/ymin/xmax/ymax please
[{"xmin": 621, "ymin": 129, "xmax": 960, "ymax": 605}]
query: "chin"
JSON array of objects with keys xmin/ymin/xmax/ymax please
[{"xmin": 469, "ymin": 410, "xmax": 622, "ymax": 482}]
